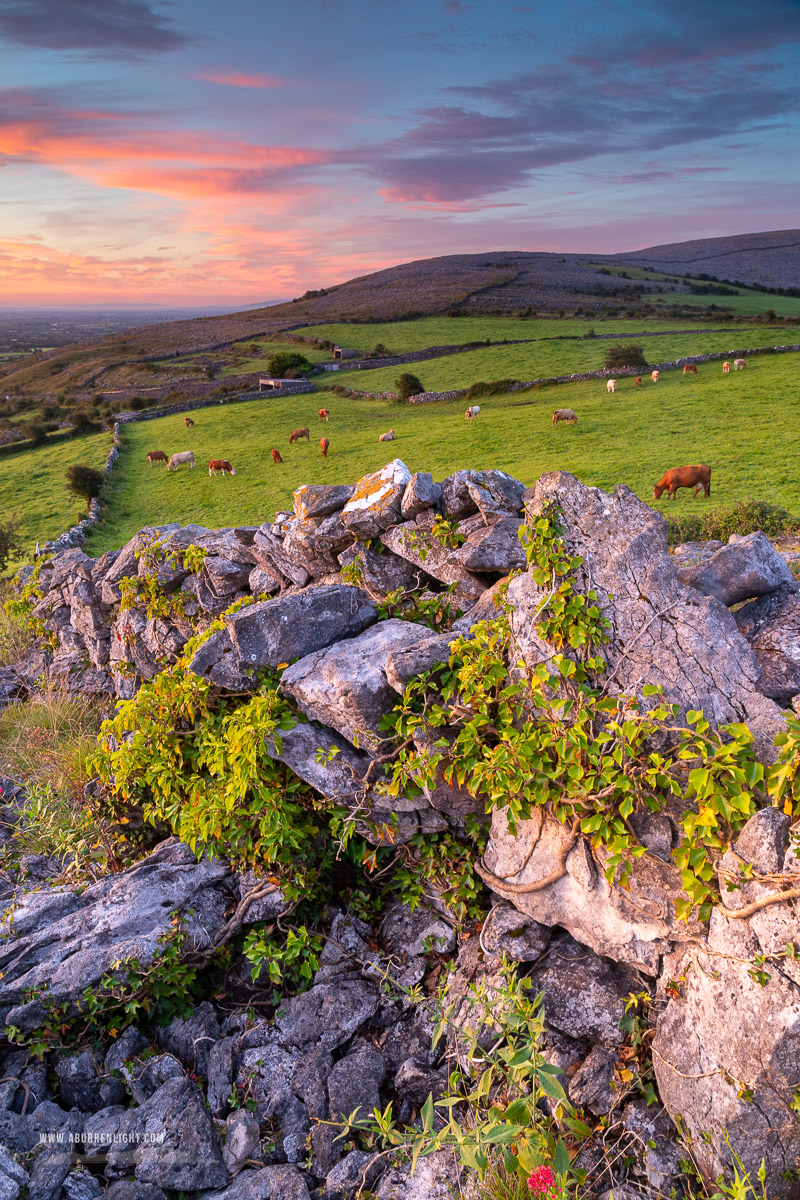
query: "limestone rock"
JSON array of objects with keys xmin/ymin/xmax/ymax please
[
  {"xmin": 205, "ymin": 1166, "xmax": 311, "ymax": 1200},
  {"xmin": 439, "ymin": 470, "xmax": 479, "ymax": 519},
  {"xmin": 0, "ymin": 840, "xmax": 230, "ymax": 1022},
  {"xmin": 375, "ymin": 1148, "xmax": 464, "ymax": 1199},
  {"xmin": 384, "ymin": 631, "xmax": 455, "ymax": 693},
  {"xmin": 381, "ymin": 522, "xmax": 486, "ymax": 608},
  {"xmin": 483, "ymin": 809, "xmax": 705, "ymax": 974},
  {"xmin": 676, "ymin": 531, "xmax": 793, "ymax": 607},
  {"xmin": 106, "ymin": 1076, "xmax": 227, "ymax": 1189},
  {"xmin": 480, "ymin": 902, "xmax": 551, "ymax": 961},
  {"xmin": 276, "ymin": 979, "xmax": 379, "ymax": 1051},
  {"xmin": 735, "ymin": 583, "xmax": 800, "ymax": 706},
  {"xmin": 293, "ymin": 484, "xmax": 354, "ymax": 520},
  {"xmin": 222, "ymin": 1110, "xmax": 261, "ymax": 1174},
  {"xmin": 401, "ymin": 472, "xmax": 441, "ymax": 520},
  {"xmin": 226, "ymin": 586, "xmax": 376, "ymax": 671},
  {"xmin": 530, "ymin": 935, "xmax": 637, "ymax": 1047},
  {"xmin": 510, "ymin": 472, "xmax": 786, "ymax": 761},
  {"xmin": 156, "ymin": 1001, "xmax": 220, "ymax": 1076},
  {"xmin": 342, "ymin": 459, "xmax": 411, "ymax": 538},
  {"xmin": 338, "ymin": 541, "xmax": 430, "ymax": 597},
  {"xmin": 450, "ymin": 516, "xmax": 525, "ymax": 573},
  {"xmin": 568, "ymin": 1045, "xmax": 619, "ymax": 1116},
  {"xmin": 280, "ymin": 619, "xmax": 435, "ymax": 751}
]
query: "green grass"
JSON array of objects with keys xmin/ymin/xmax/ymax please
[
  {"xmin": 218, "ymin": 341, "xmax": 331, "ymax": 378},
  {"xmin": 0, "ymin": 429, "xmax": 111, "ymax": 558},
  {"xmin": 290, "ymin": 315, "xmax": 723, "ymax": 354},
  {"xmin": 87, "ymin": 351, "xmax": 800, "ymax": 554},
  {"xmin": 332, "ymin": 328, "xmax": 772, "ymax": 394}
]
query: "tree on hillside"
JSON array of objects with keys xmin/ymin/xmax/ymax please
[
  {"xmin": 265, "ymin": 352, "xmax": 312, "ymax": 378},
  {"xmin": 66, "ymin": 464, "xmax": 104, "ymax": 506},
  {"xmin": 395, "ymin": 372, "xmax": 424, "ymax": 400},
  {"xmin": 603, "ymin": 342, "xmax": 648, "ymax": 370},
  {"xmin": 20, "ymin": 421, "xmax": 47, "ymax": 445}
]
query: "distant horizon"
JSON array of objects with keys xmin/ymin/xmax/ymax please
[{"xmin": 2, "ymin": 0, "xmax": 798, "ymax": 305}]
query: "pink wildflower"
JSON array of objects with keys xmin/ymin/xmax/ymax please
[{"xmin": 527, "ymin": 1165, "xmax": 562, "ymax": 1198}]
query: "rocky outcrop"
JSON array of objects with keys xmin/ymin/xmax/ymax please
[{"xmin": 509, "ymin": 472, "xmax": 786, "ymax": 760}]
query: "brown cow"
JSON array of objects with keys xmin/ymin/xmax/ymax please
[
  {"xmin": 184, "ymin": 416, "xmax": 195, "ymax": 427},
  {"xmin": 208, "ymin": 459, "xmax": 235, "ymax": 476},
  {"xmin": 146, "ymin": 450, "xmax": 168, "ymax": 466},
  {"xmin": 318, "ymin": 408, "xmax": 330, "ymax": 421},
  {"xmin": 271, "ymin": 448, "xmax": 283, "ymax": 464},
  {"xmin": 635, "ymin": 376, "xmax": 641, "ymax": 389},
  {"xmin": 289, "ymin": 427, "xmax": 310, "ymax": 444},
  {"xmin": 320, "ymin": 437, "xmax": 329, "ymax": 457},
  {"xmin": 683, "ymin": 364, "xmax": 698, "ymax": 375},
  {"xmin": 552, "ymin": 408, "xmax": 577, "ymax": 426},
  {"xmin": 723, "ymin": 361, "xmax": 731, "ymax": 374},
  {"xmin": 653, "ymin": 464, "xmax": 711, "ymax": 500}
]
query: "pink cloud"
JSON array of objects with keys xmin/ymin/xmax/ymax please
[{"xmin": 194, "ymin": 71, "xmax": 286, "ymax": 89}]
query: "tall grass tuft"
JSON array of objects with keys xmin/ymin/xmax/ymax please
[{"xmin": 0, "ymin": 681, "xmax": 106, "ymax": 800}]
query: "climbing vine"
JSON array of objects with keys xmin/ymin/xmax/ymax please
[{"xmin": 380, "ymin": 506, "xmax": 800, "ymax": 921}]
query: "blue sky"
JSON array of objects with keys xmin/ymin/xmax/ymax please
[{"xmin": 1, "ymin": 0, "xmax": 798, "ymax": 303}]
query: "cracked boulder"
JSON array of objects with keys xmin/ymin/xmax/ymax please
[
  {"xmin": 338, "ymin": 541, "xmax": 430, "ymax": 597},
  {"xmin": 734, "ymin": 583, "xmax": 800, "ymax": 706},
  {"xmin": 293, "ymin": 483, "xmax": 354, "ymax": 520},
  {"xmin": 224, "ymin": 585, "xmax": 376, "ymax": 671},
  {"xmin": 510, "ymin": 472, "xmax": 786, "ymax": 761},
  {"xmin": 401, "ymin": 472, "xmax": 441, "ymax": 520},
  {"xmin": 676, "ymin": 530, "xmax": 793, "ymax": 607},
  {"xmin": 0, "ymin": 840, "xmax": 231, "ymax": 1029},
  {"xmin": 450, "ymin": 515, "xmax": 525, "ymax": 574},
  {"xmin": 653, "ymin": 810, "xmax": 800, "ymax": 1196},
  {"xmin": 280, "ymin": 619, "xmax": 436, "ymax": 752}
]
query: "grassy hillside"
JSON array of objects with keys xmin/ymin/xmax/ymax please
[
  {"xmin": 0, "ymin": 430, "xmax": 111, "ymax": 558},
  {"xmin": 86, "ymin": 351, "xmax": 800, "ymax": 554},
  {"xmin": 327, "ymin": 327, "xmax": 773, "ymax": 395}
]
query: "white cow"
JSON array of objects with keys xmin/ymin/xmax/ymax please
[
  {"xmin": 465, "ymin": 405, "xmax": 481, "ymax": 419},
  {"xmin": 651, "ymin": 370, "xmax": 660, "ymax": 383},
  {"xmin": 167, "ymin": 450, "xmax": 195, "ymax": 471},
  {"xmin": 733, "ymin": 358, "xmax": 748, "ymax": 371},
  {"xmin": 379, "ymin": 430, "xmax": 395, "ymax": 442},
  {"xmin": 606, "ymin": 379, "xmax": 616, "ymax": 394}
]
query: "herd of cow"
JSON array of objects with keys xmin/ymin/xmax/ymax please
[
  {"xmin": 143, "ymin": 356, "xmax": 748, "ymax": 502},
  {"xmin": 550, "ymin": 357, "xmax": 751, "ymax": 500}
]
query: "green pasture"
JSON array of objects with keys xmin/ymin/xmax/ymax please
[
  {"xmin": 332, "ymin": 328, "xmax": 773, "ymax": 394},
  {"xmin": 151, "ymin": 343, "xmax": 332, "ymax": 377},
  {"xmin": 291, "ymin": 315, "xmax": 725, "ymax": 355},
  {"xmin": 85, "ymin": 351, "xmax": 800, "ymax": 554},
  {"xmin": 0, "ymin": 430, "xmax": 111, "ymax": 559}
]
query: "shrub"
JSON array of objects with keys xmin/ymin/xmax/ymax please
[
  {"xmin": 603, "ymin": 342, "xmax": 648, "ymax": 369},
  {"xmin": 68, "ymin": 409, "xmax": 93, "ymax": 432},
  {"xmin": 665, "ymin": 498, "xmax": 800, "ymax": 546},
  {"xmin": 0, "ymin": 514, "xmax": 23, "ymax": 574},
  {"xmin": 395, "ymin": 372, "xmax": 424, "ymax": 400},
  {"xmin": 465, "ymin": 378, "xmax": 518, "ymax": 401},
  {"xmin": 265, "ymin": 351, "xmax": 311, "ymax": 378},
  {"xmin": 66, "ymin": 463, "xmax": 104, "ymax": 503},
  {"xmin": 20, "ymin": 421, "xmax": 47, "ymax": 446}
]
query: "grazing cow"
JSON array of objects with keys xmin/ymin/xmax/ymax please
[
  {"xmin": 635, "ymin": 376, "xmax": 641, "ymax": 389},
  {"xmin": 167, "ymin": 451, "xmax": 195, "ymax": 471},
  {"xmin": 651, "ymin": 370, "xmax": 660, "ymax": 383},
  {"xmin": 734, "ymin": 358, "xmax": 747, "ymax": 371},
  {"xmin": 208, "ymin": 459, "xmax": 235, "ymax": 476},
  {"xmin": 184, "ymin": 416, "xmax": 195, "ymax": 428},
  {"xmin": 723, "ymin": 361, "xmax": 731, "ymax": 374},
  {"xmin": 288, "ymin": 427, "xmax": 310, "ymax": 444},
  {"xmin": 606, "ymin": 379, "xmax": 616, "ymax": 394},
  {"xmin": 552, "ymin": 409, "xmax": 577, "ymax": 426},
  {"xmin": 379, "ymin": 429, "xmax": 396, "ymax": 442},
  {"xmin": 320, "ymin": 437, "xmax": 329, "ymax": 457},
  {"xmin": 271, "ymin": 448, "xmax": 283, "ymax": 464},
  {"xmin": 465, "ymin": 405, "xmax": 481, "ymax": 420},
  {"xmin": 683, "ymin": 364, "xmax": 698, "ymax": 375},
  {"xmin": 318, "ymin": 408, "xmax": 330, "ymax": 421},
  {"xmin": 653, "ymin": 464, "xmax": 711, "ymax": 501},
  {"xmin": 146, "ymin": 450, "xmax": 168, "ymax": 466}
]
